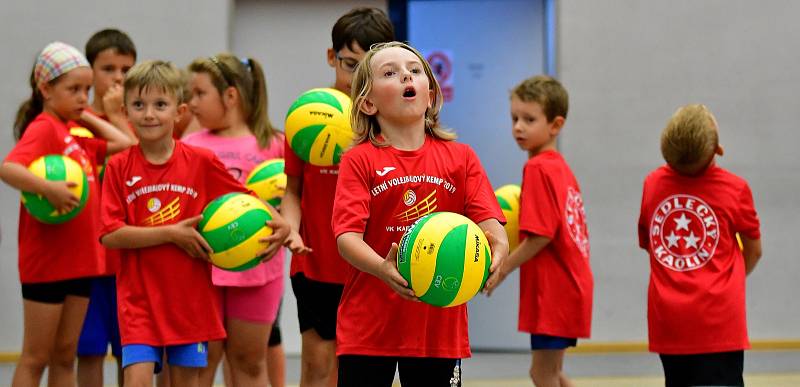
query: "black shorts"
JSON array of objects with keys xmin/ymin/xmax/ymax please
[
  {"xmin": 659, "ymin": 350, "xmax": 744, "ymax": 387},
  {"xmin": 338, "ymin": 355, "xmax": 462, "ymax": 387},
  {"xmin": 268, "ymin": 302, "xmax": 282, "ymax": 347},
  {"xmin": 290, "ymin": 273, "xmax": 343, "ymax": 341},
  {"xmin": 21, "ymin": 278, "xmax": 93, "ymax": 304}
]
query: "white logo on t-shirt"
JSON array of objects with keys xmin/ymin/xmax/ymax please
[
  {"xmin": 126, "ymin": 176, "xmax": 142, "ymax": 187},
  {"xmin": 649, "ymin": 194, "xmax": 719, "ymax": 272},
  {"xmin": 376, "ymin": 166, "xmax": 396, "ymax": 176},
  {"xmin": 565, "ymin": 186, "xmax": 590, "ymax": 258}
]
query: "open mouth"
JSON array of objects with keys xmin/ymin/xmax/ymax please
[{"xmin": 403, "ymin": 87, "xmax": 416, "ymax": 98}]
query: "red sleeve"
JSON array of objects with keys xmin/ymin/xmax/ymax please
[
  {"xmin": 463, "ymin": 146, "xmax": 505, "ymax": 224},
  {"xmin": 518, "ymin": 162, "xmax": 560, "ymax": 238},
  {"xmin": 204, "ymin": 153, "xmax": 249, "ymax": 200},
  {"xmin": 75, "ymin": 137, "xmax": 108, "ymax": 167},
  {"xmin": 638, "ymin": 178, "xmax": 650, "ymax": 249},
  {"xmin": 283, "ymin": 136, "xmax": 304, "ymax": 177},
  {"xmin": 331, "ymin": 150, "xmax": 371, "ymax": 238},
  {"xmin": 100, "ymin": 156, "xmax": 128, "ymax": 237},
  {"xmin": 734, "ymin": 182, "xmax": 760, "ymax": 240},
  {"xmin": 5, "ymin": 119, "xmax": 57, "ymax": 165}
]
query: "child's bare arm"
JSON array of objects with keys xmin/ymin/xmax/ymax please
[
  {"xmin": 478, "ymin": 218, "xmax": 510, "ymax": 274},
  {"xmin": 0, "ymin": 161, "xmax": 80, "ymax": 213},
  {"xmin": 741, "ymin": 236, "xmax": 762, "ymax": 275},
  {"xmin": 101, "ymin": 215, "xmax": 211, "ymax": 260},
  {"xmin": 80, "ymin": 110, "xmax": 137, "ymax": 154},
  {"xmin": 257, "ymin": 202, "xmax": 291, "ymax": 262},
  {"xmin": 280, "ymin": 175, "xmax": 311, "ymax": 254},
  {"xmin": 337, "ymin": 232, "xmax": 416, "ymax": 301},
  {"xmin": 483, "ymin": 232, "xmax": 551, "ymax": 296}
]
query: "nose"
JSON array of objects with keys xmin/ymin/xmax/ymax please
[{"xmin": 113, "ymin": 70, "xmax": 125, "ymax": 85}]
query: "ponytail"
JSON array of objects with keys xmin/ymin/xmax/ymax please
[
  {"xmin": 13, "ymin": 67, "xmax": 44, "ymax": 141},
  {"xmin": 245, "ymin": 57, "xmax": 277, "ymax": 149}
]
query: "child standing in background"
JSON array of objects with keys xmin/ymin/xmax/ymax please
[
  {"xmin": 76, "ymin": 27, "xmax": 139, "ymax": 387},
  {"xmin": 0, "ymin": 41, "xmax": 131, "ymax": 386},
  {"xmin": 638, "ymin": 104, "xmax": 761, "ymax": 387},
  {"xmin": 332, "ymin": 41, "xmax": 508, "ymax": 387},
  {"xmin": 484, "ymin": 75, "xmax": 593, "ymax": 387},
  {"xmin": 280, "ymin": 7, "xmax": 396, "ymax": 386},
  {"xmin": 186, "ymin": 53, "xmax": 285, "ymax": 387}
]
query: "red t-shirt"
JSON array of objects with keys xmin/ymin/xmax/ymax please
[
  {"xmin": 5, "ymin": 112, "xmax": 107, "ymax": 283},
  {"xmin": 72, "ymin": 108, "xmax": 121, "ymax": 275},
  {"xmin": 284, "ymin": 137, "xmax": 347, "ymax": 284},
  {"xmin": 638, "ymin": 164, "xmax": 760, "ymax": 354},
  {"xmin": 100, "ymin": 141, "xmax": 247, "ymax": 346},
  {"xmin": 332, "ymin": 136, "xmax": 504, "ymax": 358},
  {"xmin": 518, "ymin": 150, "xmax": 593, "ymax": 338}
]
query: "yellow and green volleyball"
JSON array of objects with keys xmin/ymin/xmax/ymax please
[
  {"xmin": 199, "ymin": 193, "xmax": 273, "ymax": 271},
  {"xmin": 21, "ymin": 154, "xmax": 89, "ymax": 224},
  {"xmin": 69, "ymin": 126, "xmax": 106, "ymax": 180},
  {"xmin": 495, "ymin": 184, "xmax": 521, "ymax": 251},
  {"xmin": 284, "ymin": 88, "xmax": 353, "ymax": 166},
  {"xmin": 397, "ymin": 212, "xmax": 492, "ymax": 308},
  {"xmin": 245, "ymin": 159, "xmax": 286, "ymax": 207}
]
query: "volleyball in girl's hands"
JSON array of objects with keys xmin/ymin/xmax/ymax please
[
  {"xmin": 22, "ymin": 154, "xmax": 89, "ymax": 224},
  {"xmin": 245, "ymin": 158, "xmax": 286, "ymax": 207},
  {"xmin": 199, "ymin": 192, "xmax": 274, "ymax": 271},
  {"xmin": 495, "ymin": 184, "xmax": 521, "ymax": 251},
  {"xmin": 397, "ymin": 212, "xmax": 492, "ymax": 307},
  {"xmin": 284, "ymin": 88, "xmax": 353, "ymax": 166}
]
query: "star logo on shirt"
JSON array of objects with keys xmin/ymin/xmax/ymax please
[{"xmin": 649, "ymin": 194, "xmax": 720, "ymax": 272}]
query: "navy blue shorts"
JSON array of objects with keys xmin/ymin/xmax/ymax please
[
  {"xmin": 530, "ymin": 334, "xmax": 577, "ymax": 350},
  {"xmin": 78, "ymin": 276, "xmax": 121, "ymax": 357},
  {"xmin": 122, "ymin": 342, "xmax": 208, "ymax": 374}
]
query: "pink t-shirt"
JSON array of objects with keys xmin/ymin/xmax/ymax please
[{"xmin": 183, "ymin": 129, "xmax": 285, "ymax": 287}]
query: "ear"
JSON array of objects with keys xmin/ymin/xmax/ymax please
[
  {"xmin": 549, "ymin": 116, "xmax": 565, "ymax": 135},
  {"xmin": 428, "ymin": 88, "xmax": 434, "ymax": 109},
  {"xmin": 716, "ymin": 144, "xmax": 724, "ymax": 156},
  {"xmin": 222, "ymin": 86, "xmax": 239, "ymax": 108},
  {"xmin": 327, "ymin": 48, "xmax": 336, "ymax": 68},
  {"xmin": 176, "ymin": 103, "xmax": 188, "ymax": 124},
  {"xmin": 38, "ymin": 82, "xmax": 52, "ymax": 101},
  {"xmin": 359, "ymin": 97, "xmax": 378, "ymax": 116}
]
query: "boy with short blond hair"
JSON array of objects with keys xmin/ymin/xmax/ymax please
[
  {"xmin": 638, "ymin": 104, "xmax": 762, "ymax": 387},
  {"xmin": 100, "ymin": 60, "xmax": 288, "ymax": 386},
  {"xmin": 485, "ymin": 75, "xmax": 593, "ymax": 387}
]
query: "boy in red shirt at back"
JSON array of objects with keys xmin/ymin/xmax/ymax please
[
  {"xmin": 485, "ymin": 75, "xmax": 593, "ymax": 387},
  {"xmin": 637, "ymin": 104, "xmax": 762, "ymax": 387}
]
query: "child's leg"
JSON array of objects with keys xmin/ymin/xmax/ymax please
[
  {"xmin": 337, "ymin": 355, "xmax": 396, "ymax": 387},
  {"xmin": 78, "ymin": 277, "xmax": 116, "ymax": 387},
  {"xmin": 12, "ymin": 299, "xmax": 63, "ymax": 386},
  {"xmin": 124, "ymin": 362, "xmax": 156, "ymax": 387},
  {"xmin": 225, "ymin": 318, "xmax": 271, "ymax": 385},
  {"xmin": 397, "ymin": 357, "xmax": 462, "ymax": 386},
  {"xmin": 267, "ymin": 322, "xmax": 286, "ymax": 387},
  {"xmin": 48, "ymin": 294, "xmax": 91, "ymax": 387},
  {"xmin": 198, "ymin": 340, "xmax": 222, "ymax": 386},
  {"xmin": 165, "ymin": 342, "xmax": 208, "ymax": 387},
  {"xmin": 291, "ymin": 274, "xmax": 342, "ymax": 387},
  {"xmin": 167, "ymin": 366, "xmax": 200, "ymax": 387},
  {"xmin": 530, "ymin": 350, "xmax": 573, "ymax": 387},
  {"xmin": 77, "ymin": 356, "xmax": 105, "ymax": 387}
]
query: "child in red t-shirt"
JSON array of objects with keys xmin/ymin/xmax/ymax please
[
  {"xmin": 0, "ymin": 41, "xmax": 132, "ymax": 386},
  {"xmin": 484, "ymin": 75, "xmax": 593, "ymax": 387},
  {"xmin": 332, "ymin": 41, "xmax": 508, "ymax": 387},
  {"xmin": 637, "ymin": 104, "xmax": 762, "ymax": 387},
  {"xmin": 99, "ymin": 60, "xmax": 289, "ymax": 386},
  {"xmin": 280, "ymin": 7, "xmax": 395, "ymax": 385}
]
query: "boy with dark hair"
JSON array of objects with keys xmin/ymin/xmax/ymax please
[
  {"xmin": 281, "ymin": 7, "xmax": 395, "ymax": 387},
  {"xmin": 77, "ymin": 27, "xmax": 138, "ymax": 387}
]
